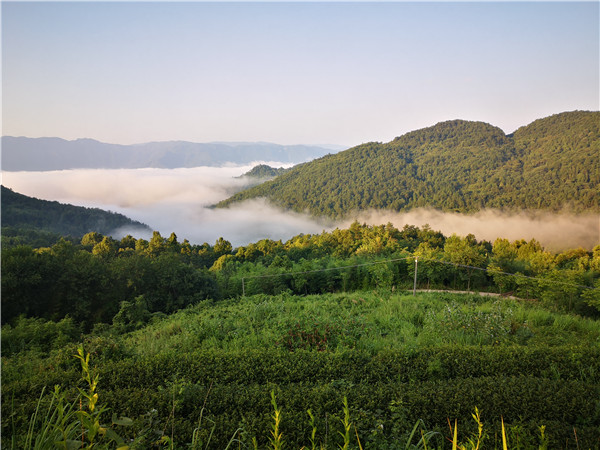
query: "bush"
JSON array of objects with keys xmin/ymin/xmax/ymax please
[
  {"xmin": 1, "ymin": 316, "xmax": 81, "ymax": 357},
  {"xmin": 5, "ymin": 346, "xmax": 599, "ymax": 448}
]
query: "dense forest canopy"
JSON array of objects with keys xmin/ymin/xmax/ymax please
[
  {"xmin": 217, "ymin": 111, "xmax": 600, "ymax": 217},
  {"xmin": 3, "ymin": 222, "xmax": 598, "ymax": 330},
  {"xmin": 239, "ymin": 164, "xmax": 291, "ymax": 179},
  {"xmin": 1, "ymin": 185, "xmax": 149, "ymax": 247}
]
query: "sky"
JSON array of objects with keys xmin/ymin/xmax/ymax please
[{"xmin": 2, "ymin": 1, "xmax": 599, "ymax": 147}]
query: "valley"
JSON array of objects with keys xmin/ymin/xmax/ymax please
[
  {"xmin": 3, "ymin": 1, "xmax": 598, "ymax": 447},
  {"xmin": 2, "ymin": 218, "xmax": 599, "ymax": 448},
  {"xmin": 2, "ymin": 111, "xmax": 599, "ymax": 449}
]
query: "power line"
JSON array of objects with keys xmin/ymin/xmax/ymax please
[
  {"xmin": 243, "ymin": 257, "xmax": 408, "ymax": 280},
  {"xmin": 240, "ymin": 254, "xmax": 593, "ymax": 296},
  {"xmin": 422, "ymin": 258, "xmax": 592, "ymax": 290},
  {"xmin": 241, "ymin": 257, "xmax": 409, "ymax": 296}
]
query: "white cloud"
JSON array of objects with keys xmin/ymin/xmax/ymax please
[
  {"xmin": 2, "ymin": 165, "xmax": 331, "ymax": 246},
  {"xmin": 347, "ymin": 208, "xmax": 599, "ymax": 252},
  {"xmin": 3, "ymin": 167, "xmax": 598, "ymax": 250}
]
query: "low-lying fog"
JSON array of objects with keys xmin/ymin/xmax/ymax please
[{"xmin": 3, "ymin": 166, "xmax": 598, "ymax": 251}]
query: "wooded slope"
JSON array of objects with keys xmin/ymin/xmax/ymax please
[
  {"xmin": 216, "ymin": 111, "xmax": 600, "ymax": 217},
  {"xmin": 1, "ymin": 186, "xmax": 149, "ymax": 240}
]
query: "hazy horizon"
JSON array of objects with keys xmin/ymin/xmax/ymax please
[
  {"xmin": 0, "ymin": 135, "xmax": 350, "ymax": 150},
  {"xmin": 3, "ymin": 2, "xmax": 598, "ymax": 146},
  {"xmin": 3, "ymin": 108, "xmax": 598, "ymax": 149}
]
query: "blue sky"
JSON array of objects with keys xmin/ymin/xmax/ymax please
[{"xmin": 2, "ymin": 1, "xmax": 599, "ymax": 146}]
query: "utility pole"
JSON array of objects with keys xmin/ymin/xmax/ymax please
[{"xmin": 413, "ymin": 258, "xmax": 418, "ymax": 296}]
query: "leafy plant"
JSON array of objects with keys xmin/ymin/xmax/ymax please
[
  {"xmin": 338, "ymin": 397, "xmax": 351, "ymax": 450},
  {"xmin": 16, "ymin": 346, "xmax": 132, "ymax": 450},
  {"xmin": 73, "ymin": 345, "xmax": 133, "ymax": 449},
  {"xmin": 269, "ymin": 391, "xmax": 284, "ymax": 450}
]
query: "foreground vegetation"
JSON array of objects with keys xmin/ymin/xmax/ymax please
[
  {"xmin": 3, "ymin": 222, "xmax": 599, "ymax": 329},
  {"xmin": 3, "ymin": 290, "xmax": 600, "ymax": 448},
  {"xmin": 3, "ymin": 220, "xmax": 599, "ymax": 448}
]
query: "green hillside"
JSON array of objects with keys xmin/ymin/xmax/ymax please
[
  {"xmin": 1, "ymin": 186, "xmax": 150, "ymax": 246},
  {"xmin": 216, "ymin": 111, "xmax": 600, "ymax": 217},
  {"xmin": 240, "ymin": 164, "xmax": 291, "ymax": 179},
  {"xmin": 4, "ymin": 290, "xmax": 600, "ymax": 448},
  {"xmin": 2, "ymin": 221, "xmax": 599, "ymax": 448}
]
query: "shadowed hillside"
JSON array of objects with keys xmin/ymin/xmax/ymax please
[{"xmin": 1, "ymin": 186, "xmax": 150, "ymax": 245}]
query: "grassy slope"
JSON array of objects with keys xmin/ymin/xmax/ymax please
[
  {"xmin": 3, "ymin": 291, "xmax": 600, "ymax": 448},
  {"xmin": 117, "ymin": 291, "xmax": 599, "ymax": 355}
]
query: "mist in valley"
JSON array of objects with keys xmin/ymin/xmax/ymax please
[
  {"xmin": 349, "ymin": 209, "xmax": 599, "ymax": 252},
  {"xmin": 3, "ymin": 166, "xmax": 598, "ymax": 251}
]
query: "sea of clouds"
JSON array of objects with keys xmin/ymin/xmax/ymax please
[{"xmin": 3, "ymin": 166, "xmax": 598, "ymax": 251}]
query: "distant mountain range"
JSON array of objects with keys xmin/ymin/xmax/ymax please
[
  {"xmin": 1, "ymin": 186, "xmax": 150, "ymax": 245},
  {"xmin": 1, "ymin": 138, "xmax": 345, "ymax": 171},
  {"xmin": 216, "ymin": 111, "xmax": 600, "ymax": 217}
]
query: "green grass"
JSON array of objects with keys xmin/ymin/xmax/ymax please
[
  {"xmin": 112, "ymin": 290, "xmax": 599, "ymax": 357},
  {"xmin": 3, "ymin": 290, "xmax": 600, "ymax": 448}
]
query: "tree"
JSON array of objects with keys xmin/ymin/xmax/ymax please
[
  {"xmin": 144, "ymin": 254, "xmax": 218, "ymax": 313},
  {"xmin": 112, "ymin": 295, "xmax": 151, "ymax": 331},
  {"xmin": 167, "ymin": 232, "xmax": 179, "ymax": 250},
  {"xmin": 81, "ymin": 232, "xmax": 104, "ymax": 247},
  {"xmin": 120, "ymin": 234, "xmax": 137, "ymax": 251},
  {"xmin": 443, "ymin": 234, "xmax": 488, "ymax": 291},
  {"xmin": 488, "ymin": 238, "xmax": 526, "ymax": 293},
  {"xmin": 92, "ymin": 236, "xmax": 117, "ymax": 258},
  {"xmin": 582, "ymin": 280, "xmax": 600, "ymax": 313},
  {"xmin": 210, "ymin": 254, "xmax": 236, "ymax": 272},
  {"xmin": 368, "ymin": 261, "xmax": 394, "ymax": 290},
  {"xmin": 214, "ymin": 237, "xmax": 233, "ymax": 257},
  {"xmin": 413, "ymin": 242, "xmax": 448, "ymax": 289},
  {"xmin": 1, "ymin": 246, "xmax": 51, "ymax": 323},
  {"xmin": 147, "ymin": 231, "xmax": 167, "ymax": 257}
]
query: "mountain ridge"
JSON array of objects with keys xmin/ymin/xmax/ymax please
[
  {"xmin": 1, "ymin": 185, "xmax": 150, "ymax": 244},
  {"xmin": 1, "ymin": 137, "xmax": 342, "ymax": 171},
  {"xmin": 216, "ymin": 111, "xmax": 600, "ymax": 217}
]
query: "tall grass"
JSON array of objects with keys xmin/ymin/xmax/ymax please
[
  {"xmin": 11, "ymin": 346, "xmax": 132, "ymax": 450},
  {"xmin": 113, "ymin": 291, "xmax": 598, "ymax": 358},
  {"xmin": 17, "ymin": 379, "xmax": 569, "ymax": 450},
  {"xmin": 6, "ymin": 290, "xmax": 598, "ymax": 448},
  {"xmin": 20, "ymin": 386, "xmax": 80, "ymax": 450}
]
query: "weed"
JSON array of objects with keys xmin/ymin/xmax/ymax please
[
  {"xmin": 338, "ymin": 397, "xmax": 351, "ymax": 450},
  {"xmin": 17, "ymin": 346, "xmax": 132, "ymax": 450},
  {"xmin": 269, "ymin": 391, "xmax": 284, "ymax": 450}
]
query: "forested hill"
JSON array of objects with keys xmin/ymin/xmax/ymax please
[
  {"xmin": 1, "ymin": 186, "xmax": 150, "ymax": 245},
  {"xmin": 216, "ymin": 111, "xmax": 600, "ymax": 217},
  {"xmin": 239, "ymin": 164, "xmax": 292, "ymax": 179}
]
